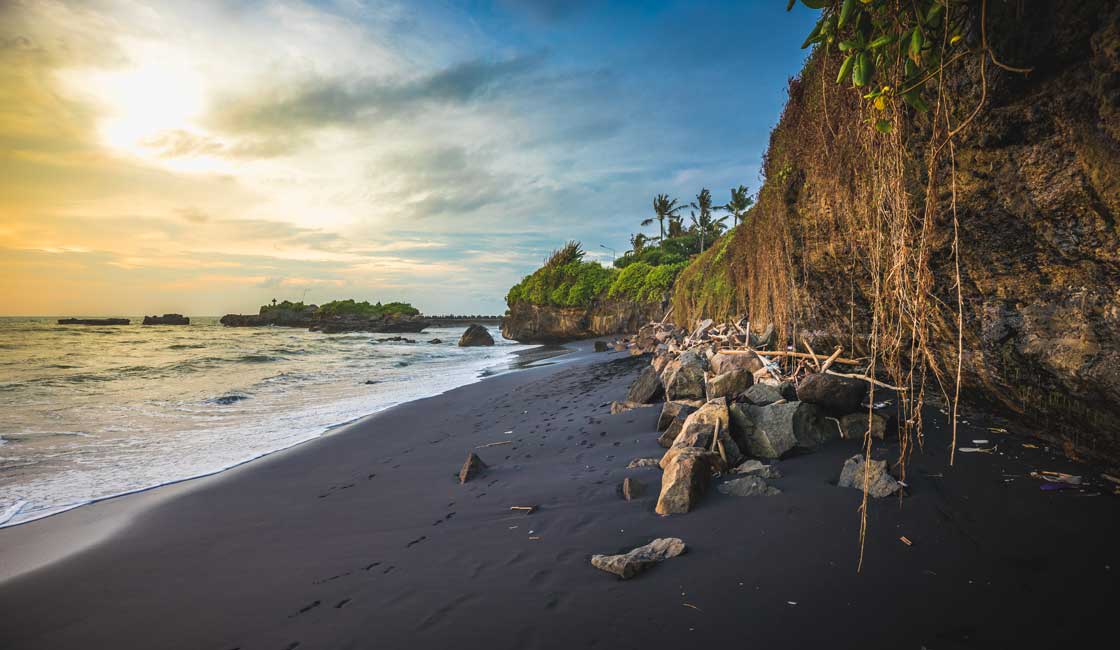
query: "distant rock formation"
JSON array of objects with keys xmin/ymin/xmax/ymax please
[
  {"xmin": 310, "ymin": 315, "xmax": 429, "ymax": 334},
  {"xmin": 57, "ymin": 318, "xmax": 129, "ymax": 325},
  {"xmin": 457, "ymin": 324, "xmax": 495, "ymax": 347},
  {"xmin": 501, "ymin": 299, "xmax": 663, "ymax": 344},
  {"xmin": 142, "ymin": 314, "xmax": 189, "ymax": 325},
  {"xmin": 220, "ymin": 304, "xmax": 318, "ymax": 328}
]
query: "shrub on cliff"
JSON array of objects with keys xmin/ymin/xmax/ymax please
[
  {"xmin": 608, "ymin": 261, "xmax": 688, "ymax": 303},
  {"xmin": 507, "ymin": 243, "xmax": 618, "ymax": 309},
  {"xmin": 317, "ymin": 300, "xmax": 419, "ymax": 319}
]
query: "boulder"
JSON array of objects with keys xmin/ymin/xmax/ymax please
[
  {"xmin": 705, "ymin": 368, "xmax": 754, "ymax": 400},
  {"xmin": 796, "ymin": 373, "xmax": 868, "ymax": 414},
  {"xmin": 735, "ymin": 401, "xmax": 836, "ymax": 459},
  {"xmin": 710, "ymin": 350, "xmax": 764, "ymax": 375},
  {"xmin": 656, "ymin": 448, "xmax": 720, "ymax": 515},
  {"xmin": 458, "ymin": 452, "xmax": 487, "ymax": 483},
  {"xmin": 626, "ymin": 365, "xmax": 665, "ymax": 404},
  {"xmin": 839, "ymin": 412, "xmax": 888, "ymax": 440},
  {"xmin": 626, "ymin": 458, "xmax": 661, "ymax": 469},
  {"xmin": 657, "ymin": 401, "xmax": 699, "ymax": 432},
  {"xmin": 622, "ymin": 477, "xmax": 645, "ymax": 501},
  {"xmin": 678, "ymin": 399, "xmax": 744, "ymax": 466},
  {"xmin": 731, "ymin": 459, "xmax": 782, "ymax": 479},
  {"xmin": 428, "ymin": 338, "xmax": 443, "ymax": 344},
  {"xmin": 741, "ymin": 383, "xmax": 785, "ymax": 406},
  {"xmin": 651, "ymin": 352, "xmax": 673, "ymax": 375},
  {"xmin": 594, "ymin": 340, "xmax": 610, "ymax": 352},
  {"xmin": 458, "ymin": 324, "xmax": 495, "ymax": 347},
  {"xmin": 837, "ymin": 455, "xmax": 901, "ymax": 498},
  {"xmin": 660, "ymin": 353, "xmax": 707, "ymax": 401},
  {"xmin": 663, "ymin": 422, "xmax": 715, "ymax": 462},
  {"xmin": 610, "ymin": 401, "xmax": 657, "ymax": 415},
  {"xmin": 590, "ymin": 538, "xmax": 686, "ymax": 579},
  {"xmin": 717, "ymin": 475, "xmax": 781, "ymax": 497}
]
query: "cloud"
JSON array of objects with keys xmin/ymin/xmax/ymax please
[{"xmin": 211, "ymin": 54, "xmax": 545, "ymax": 134}]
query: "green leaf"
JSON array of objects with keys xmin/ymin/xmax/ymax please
[
  {"xmin": 868, "ymin": 34, "xmax": 895, "ymax": 49},
  {"xmin": 801, "ymin": 16, "xmax": 825, "ymax": 49},
  {"xmin": 909, "ymin": 27, "xmax": 924, "ymax": 64},
  {"xmin": 853, "ymin": 51, "xmax": 873, "ymax": 87},
  {"xmin": 838, "ymin": 38, "xmax": 860, "ymax": 52},
  {"xmin": 838, "ymin": 0, "xmax": 856, "ymax": 29},
  {"xmin": 926, "ymin": 3, "xmax": 944, "ymax": 26},
  {"xmin": 837, "ymin": 54, "xmax": 856, "ymax": 84},
  {"xmin": 874, "ymin": 119, "xmax": 893, "ymax": 133},
  {"xmin": 800, "ymin": 0, "xmax": 830, "ymax": 8},
  {"xmin": 903, "ymin": 90, "xmax": 930, "ymax": 112}
]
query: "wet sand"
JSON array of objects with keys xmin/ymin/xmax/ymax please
[{"xmin": 0, "ymin": 340, "xmax": 1117, "ymax": 649}]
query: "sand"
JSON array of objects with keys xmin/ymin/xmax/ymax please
[{"xmin": 0, "ymin": 339, "xmax": 1117, "ymax": 649}]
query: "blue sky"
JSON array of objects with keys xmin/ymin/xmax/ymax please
[{"xmin": 0, "ymin": 0, "xmax": 817, "ymax": 315}]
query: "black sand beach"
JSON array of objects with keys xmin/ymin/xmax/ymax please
[{"xmin": 1, "ymin": 340, "xmax": 1117, "ymax": 649}]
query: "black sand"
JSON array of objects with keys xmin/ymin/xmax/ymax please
[{"xmin": 1, "ymin": 340, "xmax": 1117, "ymax": 649}]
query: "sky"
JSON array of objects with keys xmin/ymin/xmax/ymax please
[{"xmin": 0, "ymin": 0, "xmax": 816, "ymax": 316}]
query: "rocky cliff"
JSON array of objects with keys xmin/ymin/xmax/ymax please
[
  {"xmin": 671, "ymin": 1, "xmax": 1120, "ymax": 460},
  {"xmin": 501, "ymin": 300, "xmax": 663, "ymax": 343}
]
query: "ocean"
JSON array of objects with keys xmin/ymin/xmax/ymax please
[{"xmin": 0, "ymin": 317, "xmax": 536, "ymax": 527}]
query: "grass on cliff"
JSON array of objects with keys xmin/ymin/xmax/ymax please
[{"xmin": 507, "ymin": 242, "xmax": 687, "ymax": 310}]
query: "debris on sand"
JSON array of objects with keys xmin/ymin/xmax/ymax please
[
  {"xmin": 458, "ymin": 452, "xmax": 487, "ymax": 484},
  {"xmin": 591, "ymin": 538, "xmax": 686, "ymax": 579}
]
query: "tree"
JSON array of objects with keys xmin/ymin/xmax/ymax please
[
  {"xmin": 720, "ymin": 184, "xmax": 754, "ymax": 227},
  {"xmin": 688, "ymin": 188, "xmax": 727, "ymax": 253},
  {"xmin": 641, "ymin": 194, "xmax": 684, "ymax": 241},
  {"xmin": 630, "ymin": 232, "xmax": 650, "ymax": 255}
]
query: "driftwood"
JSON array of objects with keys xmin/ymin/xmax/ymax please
[
  {"xmin": 801, "ymin": 336, "xmax": 822, "ymax": 370},
  {"xmin": 475, "ymin": 440, "xmax": 513, "ymax": 449},
  {"xmin": 824, "ymin": 370, "xmax": 909, "ymax": 392},
  {"xmin": 819, "ymin": 347, "xmax": 845, "ymax": 373},
  {"xmin": 730, "ymin": 349, "xmax": 865, "ymax": 366}
]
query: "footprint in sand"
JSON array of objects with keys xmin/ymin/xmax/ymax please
[
  {"xmin": 334, "ymin": 598, "xmax": 352, "ymax": 609},
  {"xmin": 289, "ymin": 601, "xmax": 320, "ymax": 618},
  {"xmin": 406, "ymin": 536, "xmax": 427, "ymax": 548}
]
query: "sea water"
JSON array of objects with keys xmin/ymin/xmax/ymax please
[{"xmin": 0, "ymin": 318, "xmax": 532, "ymax": 527}]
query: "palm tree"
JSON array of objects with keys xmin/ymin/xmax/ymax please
[
  {"xmin": 720, "ymin": 184, "xmax": 754, "ymax": 227},
  {"xmin": 630, "ymin": 232, "xmax": 650, "ymax": 255},
  {"xmin": 689, "ymin": 188, "xmax": 728, "ymax": 253},
  {"xmin": 641, "ymin": 194, "xmax": 684, "ymax": 241}
]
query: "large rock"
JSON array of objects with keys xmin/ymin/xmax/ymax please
[
  {"xmin": 626, "ymin": 365, "xmax": 665, "ymax": 403},
  {"xmin": 717, "ymin": 475, "xmax": 781, "ymax": 497},
  {"xmin": 656, "ymin": 448, "xmax": 720, "ymax": 515},
  {"xmin": 741, "ymin": 383, "xmax": 785, "ymax": 406},
  {"xmin": 796, "ymin": 373, "xmax": 868, "ymax": 414},
  {"xmin": 734, "ymin": 401, "xmax": 836, "ymax": 459},
  {"xmin": 838, "ymin": 455, "xmax": 901, "ymax": 498},
  {"xmin": 660, "ymin": 352, "xmax": 708, "ymax": 401},
  {"xmin": 710, "ymin": 350, "xmax": 764, "ymax": 375},
  {"xmin": 705, "ymin": 368, "xmax": 754, "ymax": 400},
  {"xmin": 458, "ymin": 324, "xmax": 495, "ymax": 347},
  {"xmin": 662, "ymin": 423, "xmax": 715, "ymax": 463},
  {"xmin": 657, "ymin": 401, "xmax": 699, "ymax": 432},
  {"xmin": 678, "ymin": 398, "xmax": 743, "ymax": 466},
  {"xmin": 839, "ymin": 412, "xmax": 888, "ymax": 440},
  {"xmin": 590, "ymin": 538, "xmax": 686, "ymax": 579},
  {"xmin": 458, "ymin": 452, "xmax": 487, "ymax": 483}
]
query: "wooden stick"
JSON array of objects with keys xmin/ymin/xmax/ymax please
[
  {"xmin": 819, "ymin": 347, "xmax": 844, "ymax": 373},
  {"xmin": 475, "ymin": 440, "xmax": 512, "ymax": 449},
  {"xmin": 510, "ymin": 505, "xmax": 537, "ymax": 513},
  {"xmin": 824, "ymin": 370, "xmax": 908, "ymax": 392},
  {"xmin": 801, "ymin": 336, "xmax": 822, "ymax": 370},
  {"xmin": 747, "ymin": 349, "xmax": 865, "ymax": 366},
  {"xmin": 659, "ymin": 305, "xmax": 674, "ymax": 325}
]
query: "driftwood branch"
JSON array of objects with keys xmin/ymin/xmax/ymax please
[{"xmin": 824, "ymin": 370, "xmax": 908, "ymax": 392}]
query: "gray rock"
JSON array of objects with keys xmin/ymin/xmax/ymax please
[
  {"xmin": 590, "ymin": 538, "xmax": 686, "ymax": 579},
  {"xmin": 626, "ymin": 457, "xmax": 661, "ymax": 469},
  {"xmin": 741, "ymin": 383, "xmax": 785, "ymax": 406},
  {"xmin": 610, "ymin": 400, "xmax": 657, "ymax": 415},
  {"xmin": 718, "ymin": 475, "xmax": 781, "ymax": 497},
  {"xmin": 458, "ymin": 452, "xmax": 487, "ymax": 483},
  {"xmin": 737, "ymin": 401, "xmax": 836, "ymax": 459},
  {"xmin": 678, "ymin": 398, "xmax": 744, "ymax": 466},
  {"xmin": 661, "ymin": 355, "xmax": 707, "ymax": 401},
  {"xmin": 839, "ymin": 412, "xmax": 888, "ymax": 440},
  {"xmin": 658, "ymin": 417, "xmax": 686, "ymax": 448},
  {"xmin": 458, "ymin": 324, "xmax": 495, "ymax": 347},
  {"xmin": 657, "ymin": 401, "xmax": 699, "ymax": 432},
  {"xmin": 706, "ymin": 368, "xmax": 754, "ymax": 400},
  {"xmin": 750, "ymin": 323, "xmax": 776, "ymax": 349},
  {"xmin": 731, "ymin": 459, "xmax": 782, "ymax": 479},
  {"xmin": 796, "ymin": 373, "xmax": 868, "ymax": 414},
  {"xmin": 594, "ymin": 340, "xmax": 610, "ymax": 352},
  {"xmin": 837, "ymin": 455, "xmax": 901, "ymax": 498},
  {"xmin": 626, "ymin": 365, "xmax": 665, "ymax": 404}
]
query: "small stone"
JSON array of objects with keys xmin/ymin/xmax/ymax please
[
  {"xmin": 610, "ymin": 400, "xmax": 657, "ymax": 415},
  {"xmin": 838, "ymin": 412, "xmax": 888, "ymax": 440},
  {"xmin": 590, "ymin": 538, "xmax": 686, "ymax": 579},
  {"xmin": 594, "ymin": 340, "xmax": 610, "ymax": 352},
  {"xmin": 622, "ymin": 477, "xmax": 645, "ymax": 501},
  {"xmin": 626, "ymin": 458, "xmax": 661, "ymax": 469},
  {"xmin": 837, "ymin": 455, "xmax": 901, "ymax": 498},
  {"xmin": 731, "ymin": 459, "xmax": 782, "ymax": 479},
  {"xmin": 458, "ymin": 452, "xmax": 487, "ymax": 483},
  {"xmin": 717, "ymin": 475, "xmax": 781, "ymax": 497}
]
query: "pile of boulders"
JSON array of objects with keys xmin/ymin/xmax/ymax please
[{"xmin": 618, "ymin": 317, "xmax": 899, "ymax": 516}]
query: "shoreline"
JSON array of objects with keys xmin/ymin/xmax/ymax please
[
  {"xmin": 0, "ymin": 341, "xmax": 571, "ymax": 533},
  {"xmin": 1, "ymin": 340, "xmax": 1117, "ymax": 649}
]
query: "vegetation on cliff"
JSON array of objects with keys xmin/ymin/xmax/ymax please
[{"xmin": 259, "ymin": 299, "xmax": 419, "ymax": 319}]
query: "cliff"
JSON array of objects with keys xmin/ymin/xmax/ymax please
[
  {"xmin": 501, "ymin": 299, "xmax": 663, "ymax": 344},
  {"xmin": 671, "ymin": 1, "xmax": 1120, "ymax": 460}
]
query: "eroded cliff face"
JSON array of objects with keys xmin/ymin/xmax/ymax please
[
  {"xmin": 672, "ymin": 2, "xmax": 1120, "ymax": 460},
  {"xmin": 501, "ymin": 300, "xmax": 663, "ymax": 343}
]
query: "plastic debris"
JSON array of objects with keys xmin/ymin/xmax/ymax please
[
  {"xmin": 900, "ymin": 536, "xmax": 913, "ymax": 546},
  {"xmin": 958, "ymin": 446, "xmax": 995, "ymax": 454}
]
